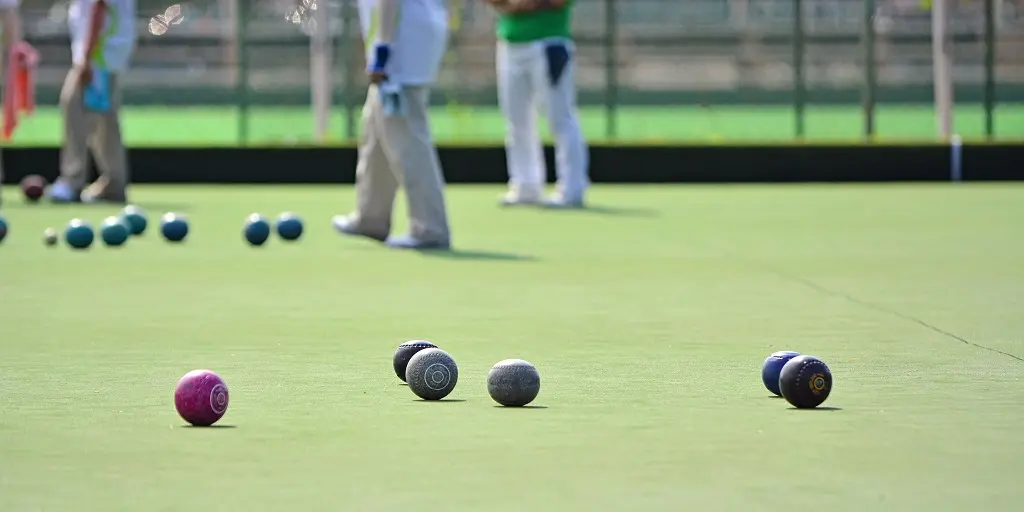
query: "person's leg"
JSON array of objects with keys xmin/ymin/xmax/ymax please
[
  {"xmin": 536, "ymin": 39, "xmax": 589, "ymax": 207},
  {"xmin": 52, "ymin": 68, "xmax": 91, "ymax": 202},
  {"xmin": 377, "ymin": 85, "xmax": 450, "ymax": 249},
  {"xmin": 497, "ymin": 41, "xmax": 544, "ymax": 205},
  {"xmin": 333, "ymin": 85, "xmax": 397, "ymax": 241},
  {"xmin": 82, "ymin": 74, "xmax": 128, "ymax": 203}
]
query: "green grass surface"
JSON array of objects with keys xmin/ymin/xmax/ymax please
[
  {"xmin": 1, "ymin": 184, "xmax": 1023, "ymax": 510},
  {"xmin": 7, "ymin": 104, "xmax": 1024, "ymax": 145}
]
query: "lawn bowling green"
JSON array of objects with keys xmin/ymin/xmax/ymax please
[{"xmin": 1, "ymin": 184, "xmax": 1021, "ymax": 510}]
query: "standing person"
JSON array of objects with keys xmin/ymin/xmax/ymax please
[
  {"xmin": 486, "ymin": 0, "xmax": 589, "ymax": 208},
  {"xmin": 331, "ymin": 0, "xmax": 453, "ymax": 250},
  {"xmin": 49, "ymin": 0, "xmax": 136, "ymax": 204},
  {"xmin": 0, "ymin": 0, "xmax": 21, "ymax": 209}
]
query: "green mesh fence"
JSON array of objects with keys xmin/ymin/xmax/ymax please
[{"xmin": 10, "ymin": 0, "xmax": 1024, "ymax": 144}]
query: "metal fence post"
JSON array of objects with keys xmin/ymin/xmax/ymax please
[
  {"xmin": 311, "ymin": 0, "xmax": 333, "ymax": 143},
  {"xmin": 603, "ymin": 0, "xmax": 618, "ymax": 139},
  {"xmin": 932, "ymin": 0, "xmax": 954, "ymax": 140},
  {"xmin": 862, "ymin": 0, "xmax": 877, "ymax": 138},
  {"xmin": 793, "ymin": 0, "xmax": 806, "ymax": 138},
  {"xmin": 236, "ymin": 0, "xmax": 250, "ymax": 145},
  {"xmin": 984, "ymin": 0, "xmax": 996, "ymax": 139},
  {"xmin": 341, "ymin": 0, "xmax": 357, "ymax": 141}
]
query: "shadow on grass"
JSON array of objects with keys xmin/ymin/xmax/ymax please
[
  {"xmin": 180, "ymin": 424, "xmax": 237, "ymax": 429},
  {"xmin": 415, "ymin": 399, "xmax": 466, "ymax": 403},
  {"xmin": 416, "ymin": 249, "xmax": 536, "ymax": 262},
  {"xmin": 788, "ymin": 406, "xmax": 842, "ymax": 411},
  {"xmin": 571, "ymin": 205, "xmax": 659, "ymax": 217},
  {"xmin": 41, "ymin": 201, "xmax": 192, "ymax": 212},
  {"xmin": 492, "ymin": 405, "xmax": 548, "ymax": 409},
  {"xmin": 503, "ymin": 203, "xmax": 658, "ymax": 217}
]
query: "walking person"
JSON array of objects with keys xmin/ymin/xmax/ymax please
[
  {"xmin": 331, "ymin": 0, "xmax": 453, "ymax": 249},
  {"xmin": 49, "ymin": 0, "xmax": 136, "ymax": 204},
  {"xmin": 485, "ymin": 0, "xmax": 589, "ymax": 208}
]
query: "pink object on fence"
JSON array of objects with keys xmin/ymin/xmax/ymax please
[{"xmin": 2, "ymin": 41, "xmax": 39, "ymax": 141}]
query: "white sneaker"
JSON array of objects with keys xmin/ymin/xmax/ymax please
[
  {"xmin": 542, "ymin": 192, "xmax": 584, "ymax": 209},
  {"xmin": 499, "ymin": 184, "xmax": 543, "ymax": 207},
  {"xmin": 80, "ymin": 187, "xmax": 99, "ymax": 203},
  {"xmin": 385, "ymin": 233, "xmax": 450, "ymax": 250},
  {"xmin": 331, "ymin": 215, "xmax": 387, "ymax": 242}
]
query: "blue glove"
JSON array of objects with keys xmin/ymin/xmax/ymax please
[{"xmin": 368, "ymin": 43, "xmax": 391, "ymax": 74}]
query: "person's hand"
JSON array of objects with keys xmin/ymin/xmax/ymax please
[
  {"xmin": 78, "ymin": 63, "xmax": 93, "ymax": 87},
  {"xmin": 367, "ymin": 43, "xmax": 390, "ymax": 84}
]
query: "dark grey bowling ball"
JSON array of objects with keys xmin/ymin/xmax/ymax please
[
  {"xmin": 406, "ymin": 348, "xmax": 458, "ymax": 400},
  {"xmin": 393, "ymin": 340, "xmax": 437, "ymax": 382},
  {"xmin": 487, "ymin": 359, "xmax": 540, "ymax": 407}
]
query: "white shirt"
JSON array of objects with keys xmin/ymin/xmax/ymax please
[
  {"xmin": 69, "ymin": 0, "xmax": 136, "ymax": 72},
  {"xmin": 358, "ymin": 0, "xmax": 448, "ymax": 85}
]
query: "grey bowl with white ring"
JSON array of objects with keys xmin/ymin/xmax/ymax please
[{"xmin": 405, "ymin": 348, "xmax": 459, "ymax": 400}]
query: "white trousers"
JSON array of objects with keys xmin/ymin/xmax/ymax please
[
  {"xmin": 496, "ymin": 38, "xmax": 589, "ymax": 200},
  {"xmin": 352, "ymin": 84, "xmax": 451, "ymax": 244}
]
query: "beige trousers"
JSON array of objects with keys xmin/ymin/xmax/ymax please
[
  {"xmin": 59, "ymin": 67, "xmax": 129, "ymax": 199},
  {"xmin": 351, "ymin": 84, "xmax": 450, "ymax": 243}
]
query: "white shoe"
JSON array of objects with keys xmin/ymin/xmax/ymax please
[
  {"xmin": 542, "ymin": 192, "xmax": 584, "ymax": 209},
  {"xmin": 499, "ymin": 184, "xmax": 543, "ymax": 207},
  {"xmin": 80, "ymin": 187, "xmax": 99, "ymax": 204},
  {"xmin": 385, "ymin": 233, "xmax": 450, "ymax": 250},
  {"xmin": 331, "ymin": 215, "xmax": 387, "ymax": 242}
]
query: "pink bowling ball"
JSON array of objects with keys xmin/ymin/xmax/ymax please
[{"xmin": 174, "ymin": 369, "xmax": 229, "ymax": 427}]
